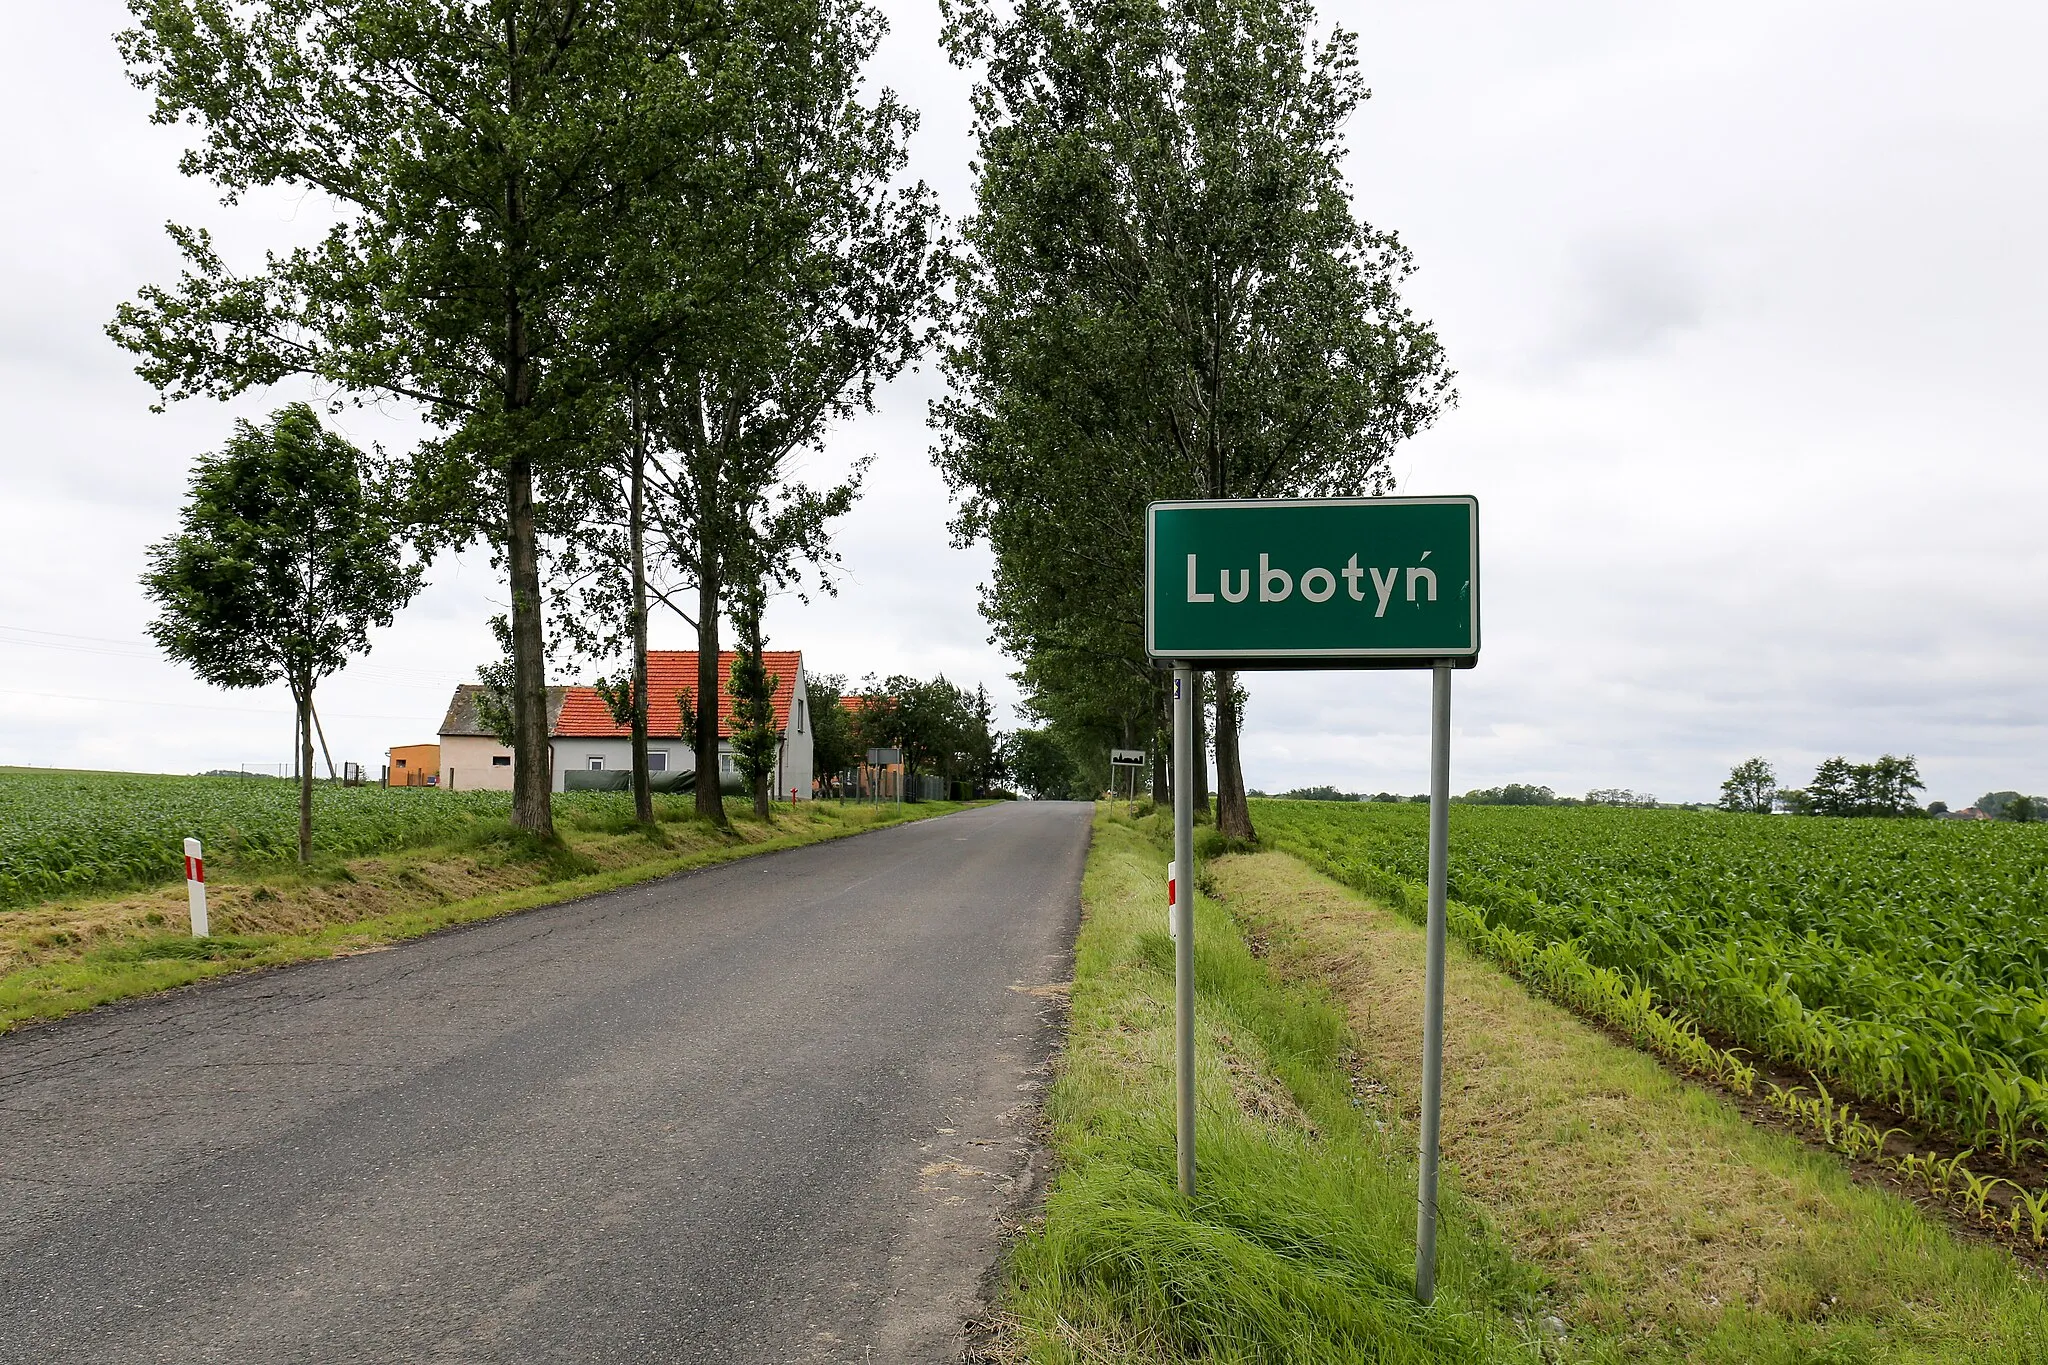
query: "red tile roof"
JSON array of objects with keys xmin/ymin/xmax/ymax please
[{"xmin": 552, "ymin": 651, "xmax": 803, "ymax": 740}]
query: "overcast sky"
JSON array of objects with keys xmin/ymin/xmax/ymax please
[{"xmin": 2, "ymin": 2, "xmax": 2042, "ymax": 806}]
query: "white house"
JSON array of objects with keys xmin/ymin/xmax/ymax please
[
  {"xmin": 437, "ymin": 652, "xmax": 814, "ymax": 798},
  {"xmin": 437, "ymin": 686, "xmax": 567, "ymax": 791}
]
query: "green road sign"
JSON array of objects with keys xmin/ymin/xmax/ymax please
[{"xmin": 1145, "ymin": 496, "xmax": 1479, "ymax": 667}]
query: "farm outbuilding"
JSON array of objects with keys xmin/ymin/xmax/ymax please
[
  {"xmin": 384, "ymin": 743, "xmax": 441, "ymax": 787},
  {"xmin": 433, "ymin": 653, "xmax": 813, "ymax": 799},
  {"xmin": 436, "ymin": 686, "xmax": 567, "ymax": 792}
]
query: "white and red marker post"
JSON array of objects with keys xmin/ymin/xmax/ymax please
[
  {"xmin": 1165, "ymin": 860, "xmax": 1178, "ymax": 939},
  {"xmin": 183, "ymin": 837, "xmax": 209, "ymax": 937}
]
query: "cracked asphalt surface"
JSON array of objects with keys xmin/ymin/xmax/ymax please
[{"xmin": 0, "ymin": 799, "xmax": 1088, "ymax": 1364}]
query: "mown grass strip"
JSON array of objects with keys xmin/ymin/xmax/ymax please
[
  {"xmin": 1000, "ymin": 805, "xmax": 1543, "ymax": 1363},
  {"xmin": 1, "ymin": 800, "xmax": 975, "ymax": 1032},
  {"xmin": 1214, "ymin": 848, "xmax": 2048, "ymax": 1364}
]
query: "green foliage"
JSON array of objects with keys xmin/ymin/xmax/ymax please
[
  {"xmin": 1254, "ymin": 800, "xmax": 2048, "ymax": 1163},
  {"xmin": 0, "ymin": 771, "xmax": 507, "ymax": 908},
  {"xmin": 726, "ymin": 604, "xmax": 782, "ymax": 814},
  {"xmin": 1719, "ymin": 757, "xmax": 1777, "ymax": 814},
  {"xmin": 1804, "ymin": 754, "xmax": 1924, "ymax": 817},
  {"xmin": 852, "ymin": 673, "xmax": 1003, "ymax": 792},
  {"xmin": 932, "ymin": 0, "xmax": 1455, "ymax": 835},
  {"xmin": 1979, "ymin": 791, "xmax": 2047, "ymax": 822},
  {"xmin": 1456, "ymin": 784, "xmax": 1560, "ymax": 807},
  {"xmin": 1005, "ymin": 809, "xmax": 1532, "ymax": 1361},
  {"xmin": 142, "ymin": 403, "xmax": 422, "ymax": 861},
  {"xmin": 1002, "ymin": 728, "xmax": 1081, "ymax": 800},
  {"xmin": 1584, "ymin": 787, "xmax": 1659, "ymax": 808},
  {"xmin": 0, "ymin": 770, "xmax": 940, "ymax": 911},
  {"xmin": 804, "ymin": 673, "xmax": 862, "ymax": 784},
  {"xmin": 141, "ymin": 404, "xmax": 418, "ymax": 698}
]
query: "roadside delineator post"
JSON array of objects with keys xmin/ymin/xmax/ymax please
[
  {"xmin": 1165, "ymin": 860, "xmax": 1178, "ymax": 939},
  {"xmin": 183, "ymin": 837, "xmax": 209, "ymax": 937}
]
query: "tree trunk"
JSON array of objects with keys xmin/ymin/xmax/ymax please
[
  {"xmin": 507, "ymin": 451, "xmax": 555, "ymax": 836},
  {"xmin": 296, "ymin": 685, "xmax": 314, "ymax": 864},
  {"xmin": 501, "ymin": 20, "xmax": 553, "ymax": 839},
  {"xmin": 1192, "ymin": 671, "xmax": 1211, "ymax": 819},
  {"xmin": 628, "ymin": 428, "xmax": 653, "ymax": 825},
  {"xmin": 1214, "ymin": 667, "xmax": 1255, "ymax": 842},
  {"xmin": 693, "ymin": 506, "xmax": 727, "ymax": 828}
]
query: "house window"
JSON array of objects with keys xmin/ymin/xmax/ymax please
[
  {"xmin": 587, "ymin": 756, "xmax": 605, "ymax": 771},
  {"xmin": 719, "ymin": 753, "xmax": 738, "ymax": 775},
  {"xmin": 395, "ymin": 757, "xmax": 407, "ymax": 768},
  {"xmin": 492, "ymin": 755, "xmax": 511, "ymax": 767},
  {"xmin": 647, "ymin": 751, "xmax": 668, "ymax": 772},
  {"xmin": 796, "ymin": 700, "xmax": 805, "ymax": 734}
]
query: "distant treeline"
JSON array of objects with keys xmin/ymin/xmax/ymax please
[
  {"xmin": 1720, "ymin": 756, "xmax": 2042, "ymax": 820},
  {"xmin": 1251, "ymin": 783, "xmax": 1664, "ymax": 808}
]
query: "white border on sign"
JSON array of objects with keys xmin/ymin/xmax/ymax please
[{"xmin": 1143, "ymin": 495, "xmax": 1480, "ymax": 665}]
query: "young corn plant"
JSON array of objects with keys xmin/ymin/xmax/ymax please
[
  {"xmin": 1959, "ymin": 1168, "xmax": 2015, "ymax": 1223},
  {"xmin": 2007, "ymin": 1185, "xmax": 2048, "ymax": 1246}
]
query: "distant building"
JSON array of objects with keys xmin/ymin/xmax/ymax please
[
  {"xmin": 435, "ymin": 652, "xmax": 813, "ymax": 798},
  {"xmin": 437, "ymin": 686, "xmax": 567, "ymax": 792},
  {"xmin": 385, "ymin": 743, "xmax": 441, "ymax": 787},
  {"xmin": 1937, "ymin": 806, "xmax": 1993, "ymax": 822}
]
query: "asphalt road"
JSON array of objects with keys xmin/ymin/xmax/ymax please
[{"xmin": 0, "ymin": 799, "xmax": 1089, "ymax": 1364}]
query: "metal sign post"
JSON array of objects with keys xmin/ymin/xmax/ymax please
[
  {"xmin": 1143, "ymin": 495, "xmax": 1478, "ymax": 1302},
  {"xmin": 1415, "ymin": 660, "xmax": 1453, "ymax": 1302},
  {"xmin": 1110, "ymin": 748, "xmax": 1146, "ymax": 803},
  {"xmin": 1171, "ymin": 667, "xmax": 1196, "ymax": 1198}
]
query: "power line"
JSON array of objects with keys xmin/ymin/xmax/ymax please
[
  {"xmin": 0, "ymin": 686, "xmax": 429, "ymax": 723},
  {"xmin": 0, "ymin": 622, "xmax": 467, "ymax": 687}
]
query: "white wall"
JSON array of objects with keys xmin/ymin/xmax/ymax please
[
  {"xmin": 549, "ymin": 737, "xmax": 689, "ymax": 792},
  {"xmin": 779, "ymin": 661, "xmax": 814, "ymax": 801},
  {"xmin": 440, "ymin": 735, "xmax": 516, "ymax": 792}
]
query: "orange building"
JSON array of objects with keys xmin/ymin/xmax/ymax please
[{"xmin": 386, "ymin": 743, "xmax": 441, "ymax": 787}]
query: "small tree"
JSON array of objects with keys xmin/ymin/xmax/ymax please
[
  {"xmin": 143, "ymin": 404, "xmax": 420, "ymax": 861},
  {"xmin": 1719, "ymin": 757, "xmax": 1777, "ymax": 814},
  {"xmin": 2006, "ymin": 794, "xmax": 2039, "ymax": 823},
  {"xmin": 726, "ymin": 580, "xmax": 782, "ymax": 820},
  {"xmin": 805, "ymin": 674, "xmax": 862, "ymax": 796},
  {"xmin": 957, "ymin": 686, "xmax": 1006, "ymax": 797},
  {"xmin": 1003, "ymin": 729, "xmax": 1080, "ymax": 800}
]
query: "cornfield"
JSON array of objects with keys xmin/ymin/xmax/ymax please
[
  {"xmin": 0, "ymin": 770, "xmax": 631, "ymax": 910},
  {"xmin": 1255, "ymin": 801, "xmax": 2048, "ymax": 1162}
]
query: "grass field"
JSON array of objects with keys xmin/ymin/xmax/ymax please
[
  {"xmin": 0, "ymin": 768, "xmax": 528, "ymax": 907},
  {"xmin": 0, "ymin": 775, "xmax": 974, "ymax": 1030},
  {"xmin": 1000, "ymin": 804, "xmax": 2048, "ymax": 1362},
  {"xmin": 1252, "ymin": 801, "xmax": 2048, "ymax": 1166}
]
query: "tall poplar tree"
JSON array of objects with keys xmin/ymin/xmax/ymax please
[
  {"xmin": 112, "ymin": 1, "xmax": 744, "ymax": 837},
  {"xmin": 936, "ymin": 0, "xmax": 1454, "ymax": 840}
]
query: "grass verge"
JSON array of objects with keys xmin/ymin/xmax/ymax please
[
  {"xmin": 996, "ymin": 804, "xmax": 1545, "ymax": 1363},
  {"xmin": 1255, "ymin": 814, "xmax": 2048, "ymax": 1254},
  {"xmin": 1, "ymin": 798, "xmax": 976, "ymax": 1032},
  {"xmin": 1211, "ymin": 849, "xmax": 2048, "ymax": 1363}
]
